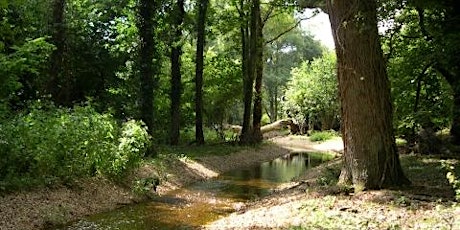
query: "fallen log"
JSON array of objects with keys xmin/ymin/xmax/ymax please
[
  {"xmin": 223, "ymin": 118, "xmax": 296, "ymax": 135},
  {"xmin": 260, "ymin": 118, "xmax": 295, "ymax": 133}
]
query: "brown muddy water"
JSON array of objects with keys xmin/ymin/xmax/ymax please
[{"xmin": 56, "ymin": 151, "xmax": 334, "ymax": 230}]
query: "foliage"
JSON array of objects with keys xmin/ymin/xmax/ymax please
[
  {"xmin": 380, "ymin": 0, "xmax": 456, "ymax": 137},
  {"xmin": 132, "ymin": 177, "xmax": 160, "ymax": 196},
  {"xmin": 283, "ymin": 51, "xmax": 339, "ymax": 130},
  {"xmin": 441, "ymin": 160, "xmax": 460, "ymax": 201},
  {"xmin": 263, "ymin": 11, "xmax": 323, "ymax": 122},
  {"xmin": 203, "ymin": 42, "xmax": 243, "ymax": 126},
  {"xmin": 0, "ymin": 37, "xmax": 54, "ymax": 114},
  {"xmin": 0, "ymin": 101, "xmax": 149, "ymax": 191}
]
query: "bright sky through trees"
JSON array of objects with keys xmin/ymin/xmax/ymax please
[{"xmin": 299, "ymin": 9, "xmax": 334, "ymax": 49}]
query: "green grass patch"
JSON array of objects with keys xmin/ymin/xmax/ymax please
[{"xmin": 309, "ymin": 130, "xmax": 338, "ymax": 142}]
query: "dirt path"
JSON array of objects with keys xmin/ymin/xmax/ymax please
[
  {"xmin": 271, "ymin": 135, "xmax": 344, "ymax": 153},
  {"xmin": 0, "ymin": 136, "xmax": 342, "ymax": 230}
]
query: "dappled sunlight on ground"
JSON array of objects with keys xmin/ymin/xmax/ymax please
[{"xmin": 180, "ymin": 157, "xmax": 219, "ymax": 179}]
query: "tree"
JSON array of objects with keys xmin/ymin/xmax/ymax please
[
  {"xmin": 137, "ymin": 0, "xmax": 157, "ymax": 145},
  {"xmin": 381, "ymin": 0, "xmax": 460, "ymax": 145},
  {"xmin": 325, "ymin": 0, "xmax": 409, "ymax": 189},
  {"xmin": 283, "ymin": 51, "xmax": 339, "ymax": 131},
  {"xmin": 169, "ymin": 0, "xmax": 185, "ymax": 145},
  {"xmin": 263, "ymin": 14, "xmax": 323, "ymax": 122},
  {"xmin": 48, "ymin": 0, "xmax": 68, "ymax": 105},
  {"xmin": 239, "ymin": 0, "xmax": 265, "ymax": 144},
  {"xmin": 239, "ymin": 0, "xmax": 254, "ymax": 144},
  {"xmin": 195, "ymin": 0, "xmax": 209, "ymax": 145},
  {"xmin": 250, "ymin": 0, "xmax": 264, "ymax": 143}
]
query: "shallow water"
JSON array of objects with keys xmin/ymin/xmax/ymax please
[{"xmin": 57, "ymin": 152, "xmax": 333, "ymax": 230}]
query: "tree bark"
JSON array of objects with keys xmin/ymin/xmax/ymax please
[
  {"xmin": 138, "ymin": 0, "xmax": 157, "ymax": 147},
  {"xmin": 435, "ymin": 64, "xmax": 460, "ymax": 144},
  {"xmin": 48, "ymin": 0, "xmax": 69, "ymax": 105},
  {"xmin": 170, "ymin": 0, "xmax": 185, "ymax": 145},
  {"xmin": 240, "ymin": 0, "xmax": 255, "ymax": 144},
  {"xmin": 327, "ymin": 0, "xmax": 409, "ymax": 189},
  {"xmin": 195, "ymin": 0, "xmax": 208, "ymax": 145},
  {"xmin": 251, "ymin": 0, "xmax": 263, "ymax": 143}
]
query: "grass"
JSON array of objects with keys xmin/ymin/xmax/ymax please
[
  {"xmin": 158, "ymin": 143, "xmax": 251, "ymax": 159},
  {"xmin": 309, "ymin": 130, "xmax": 339, "ymax": 142}
]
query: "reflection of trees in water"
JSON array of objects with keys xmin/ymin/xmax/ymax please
[
  {"xmin": 219, "ymin": 152, "xmax": 330, "ymax": 199},
  {"xmin": 258, "ymin": 153, "xmax": 325, "ymax": 183}
]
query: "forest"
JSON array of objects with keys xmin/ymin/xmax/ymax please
[{"xmin": 0, "ymin": 0, "xmax": 459, "ymax": 229}]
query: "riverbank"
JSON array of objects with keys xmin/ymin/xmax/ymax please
[
  {"xmin": 204, "ymin": 152, "xmax": 460, "ymax": 229},
  {"xmin": 6, "ymin": 135, "xmax": 456, "ymax": 230},
  {"xmin": 0, "ymin": 135, "xmax": 336, "ymax": 230}
]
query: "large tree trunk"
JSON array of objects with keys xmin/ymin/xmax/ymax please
[
  {"xmin": 435, "ymin": 65, "xmax": 460, "ymax": 145},
  {"xmin": 170, "ymin": 0, "xmax": 185, "ymax": 145},
  {"xmin": 48, "ymin": 0, "xmax": 70, "ymax": 105},
  {"xmin": 327, "ymin": 0, "xmax": 409, "ymax": 189},
  {"xmin": 448, "ymin": 82, "xmax": 460, "ymax": 144},
  {"xmin": 240, "ymin": 0, "xmax": 255, "ymax": 144},
  {"xmin": 251, "ymin": 0, "xmax": 263, "ymax": 143},
  {"xmin": 138, "ymin": 0, "xmax": 157, "ymax": 147},
  {"xmin": 240, "ymin": 23, "xmax": 252, "ymax": 136},
  {"xmin": 194, "ymin": 0, "xmax": 208, "ymax": 145},
  {"xmin": 450, "ymin": 86, "xmax": 460, "ymax": 145}
]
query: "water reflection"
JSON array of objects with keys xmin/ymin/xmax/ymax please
[{"xmin": 56, "ymin": 152, "xmax": 333, "ymax": 230}]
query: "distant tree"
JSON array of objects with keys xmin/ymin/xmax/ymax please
[
  {"xmin": 170, "ymin": 0, "xmax": 185, "ymax": 145},
  {"xmin": 137, "ymin": 0, "xmax": 158, "ymax": 146},
  {"xmin": 48, "ymin": 0, "xmax": 69, "ymax": 105},
  {"xmin": 250, "ymin": 0, "xmax": 264, "ymax": 143},
  {"xmin": 239, "ymin": 0, "xmax": 255, "ymax": 144},
  {"xmin": 283, "ymin": 51, "xmax": 338, "ymax": 131},
  {"xmin": 264, "ymin": 18, "xmax": 323, "ymax": 122},
  {"xmin": 195, "ymin": 0, "xmax": 209, "ymax": 145}
]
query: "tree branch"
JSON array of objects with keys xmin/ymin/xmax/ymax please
[
  {"xmin": 415, "ymin": 7, "xmax": 433, "ymax": 41},
  {"xmin": 262, "ymin": 4, "xmax": 275, "ymax": 25},
  {"xmin": 265, "ymin": 15, "xmax": 317, "ymax": 45},
  {"xmin": 384, "ymin": 23, "xmax": 402, "ymax": 63}
]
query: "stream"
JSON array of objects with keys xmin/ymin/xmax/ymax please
[{"xmin": 56, "ymin": 151, "xmax": 333, "ymax": 230}]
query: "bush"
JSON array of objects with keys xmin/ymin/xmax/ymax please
[
  {"xmin": 441, "ymin": 160, "xmax": 460, "ymax": 201},
  {"xmin": 0, "ymin": 101, "xmax": 149, "ymax": 191}
]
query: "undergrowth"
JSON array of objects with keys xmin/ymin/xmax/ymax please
[
  {"xmin": 441, "ymin": 160, "xmax": 460, "ymax": 201},
  {"xmin": 0, "ymin": 101, "xmax": 149, "ymax": 192}
]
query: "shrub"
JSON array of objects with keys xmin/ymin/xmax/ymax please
[
  {"xmin": 441, "ymin": 160, "xmax": 460, "ymax": 201},
  {"xmin": 0, "ymin": 101, "xmax": 149, "ymax": 191}
]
